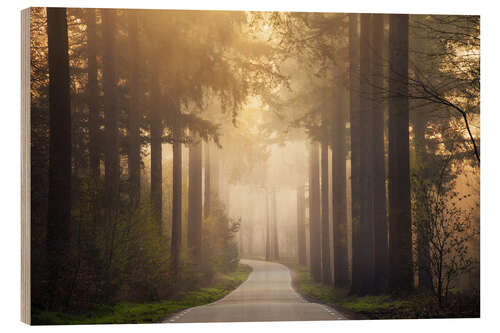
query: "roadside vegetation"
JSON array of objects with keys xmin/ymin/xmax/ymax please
[
  {"xmin": 32, "ymin": 264, "xmax": 251, "ymax": 325},
  {"xmin": 285, "ymin": 263, "xmax": 479, "ymax": 319}
]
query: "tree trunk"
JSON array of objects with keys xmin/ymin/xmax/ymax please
[
  {"xmin": 320, "ymin": 141, "xmax": 331, "ymax": 284},
  {"xmin": 349, "ymin": 13, "xmax": 363, "ymax": 294},
  {"xmin": 86, "ymin": 8, "xmax": 100, "ymax": 179},
  {"xmin": 265, "ymin": 189, "xmax": 271, "ymax": 261},
  {"xmin": 204, "ymin": 141, "xmax": 211, "ymax": 218},
  {"xmin": 272, "ymin": 188, "xmax": 280, "ymax": 260},
  {"xmin": 332, "ymin": 86, "xmax": 349, "ymax": 288},
  {"xmin": 357, "ymin": 13, "xmax": 375, "ymax": 295},
  {"xmin": 371, "ymin": 14, "xmax": 389, "ymax": 293},
  {"xmin": 388, "ymin": 14, "xmax": 413, "ymax": 293},
  {"xmin": 188, "ymin": 135, "xmax": 202, "ymax": 265},
  {"xmin": 127, "ymin": 11, "xmax": 141, "ymax": 208},
  {"xmin": 150, "ymin": 69, "xmax": 163, "ymax": 231},
  {"xmin": 102, "ymin": 9, "xmax": 120, "ymax": 271},
  {"xmin": 296, "ymin": 186, "xmax": 307, "ymax": 265},
  {"xmin": 46, "ymin": 7, "xmax": 72, "ymax": 309},
  {"xmin": 309, "ymin": 142, "xmax": 322, "ymax": 281},
  {"xmin": 171, "ymin": 135, "xmax": 183, "ymax": 275}
]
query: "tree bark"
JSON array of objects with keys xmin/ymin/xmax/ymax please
[
  {"xmin": 320, "ymin": 141, "xmax": 331, "ymax": 284},
  {"xmin": 371, "ymin": 14, "xmax": 389, "ymax": 293},
  {"xmin": 272, "ymin": 188, "xmax": 280, "ymax": 260},
  {"xmin": 188, "ymin": 135, "xmax": 202, "ymax": 265},
  {"xmin": 150, "ymin": 69, "xmax": 163, "ymax": 230},
  {"xmin": 388, "ymin": 14, "xmax": 413, "ymax": 293},
  {"xmin": 349, "ymin": 13, "xmax": 363, "ymax": 294},
  {"xmin": 46, "ymin": 7, "xmax": 72, "ymax": 308},
  {"xmin": 265, "ymin": 189, "xmax": 271, "ymax": 261},
  {"xmin": 127, "ymin": 11, "xmax": 141, "ymax": 208},
  {"xmin": 309, "ymin": 142, "xmax": 322, "ymax": 282},
  {"xmin": 171, "ymin": 134, "xmax": 183, "ymax": 275},
  {"xmin": 204, "ymin": 141, "xmax": 211, "ymax": 218},
  {"xmin": 296, "ymin": 186, "xmax": 307, "ymax": 265},
  {"xmin": 102, "ymin": 9, "xmax": 120, "ymax": 273},
  {"xmin": 332, "ymin": 86, "xmax": 349, "ymax": 288},
  {"xmin": 86, "ymin": 8, "xmax": 100, "ymax": 179},
  {"xmin": 357, "ymin": 13, "xmax": 375, "ymax": 295}
]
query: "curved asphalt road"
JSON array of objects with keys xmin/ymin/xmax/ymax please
[{"xmin": 164, "ymin": 259, "xmax": 346, "ymax": 323}]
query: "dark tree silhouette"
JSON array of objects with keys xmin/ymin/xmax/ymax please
[
  {"xmin": 320, "ymin": 140, "xmax": 331, "ymax": 284},
  {"xmin": 371, "ymin": 14, "xmax": 389, "ymax": 293},
  {"xmin": 46, "ymin": 7, "xmax": 71, "ymax": 309},
  {"xmin": 127, "ymin": 11, "xmax": 141, "ymax": 207},
  {"xmin": 296, "ymin": 185, "xmax": 307, "ymax": 266},
  {"xmin": 388, "ymin": 14, "xmax": 413, "ymax": 293},
  {"xmin": 349, "ymin": 13, "xmax": 363, "ymax": 295},
  {"xmin": 309, "ymin": 142, "xmax": 322, "ymax": 282},
  {"xmin": 332, "ymin": 86, "xmax": 349, "ymax": 288},
  {"xmin": 188, "ymin": 135, "xmax": 203, "ymax": 264}
]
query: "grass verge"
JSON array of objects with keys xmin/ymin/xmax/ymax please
[
  {"xmin": 32, "ymin": 263, "xmax": 252, "ymax": 325},
  {"xmin": 284, "ymin": 262, "xmax": 479, "ymax": 320}
]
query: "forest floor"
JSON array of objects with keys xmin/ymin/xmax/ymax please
[
  {"xmin": 31, "ymin": 263, "xmax": 252, "ymax": 325},
  {"xmin": 283, "ymin": 262, "xmax": 480, "ymax": 320}
]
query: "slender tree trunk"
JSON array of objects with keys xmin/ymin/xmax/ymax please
[
  {"xmin": 86, "ymin": 8, "xmax": 100, "ymax": 179},
  {"xmin": 102, "ymin": 9, "xmax": 120, "ymax": 273},
  {"xmin": 188, "ymin": 135, "xmax": 202, "ymax": 265},
  {"xmin": 371, "ymin": 14, "xmax": 389, "ymax": 293},
  {"xmin": 265, "ymin": 189, "xmax": 271, "ymax": 261},
  {"xmin": 349, "ymin": 13, "xmax": 363, "ymax": 294},
  {"xmin": 320, "ymin": 140, "xmax": 331, "ymax": 284},
  {"xmin": 272, "ymin": 188, "xmax": 279, "ymax": 260},
  {"xmin": 309, "ymin": 142, "xmax": 322, "ymax": 281},
  {"xmin": 46, "ymin": 7, "xmax": 71, "ymax": 309},
  {"xmin": 332, "ymin": 86, "xmax": 349, "ymax": 288},
  {"xmin": 150, "ymin": 69, "xmax": 163, "ymax": 231},
  {"xmin": 212, "ymin": 145, "xmax": 220, "ymax": 200},
  {"xmin": 204, "ymin": 141, "xmax": 211, "ymax": 218},
  {"xmin": 357, "ymin": 13, "xmax": 376, "ymax": 295},
  {"xmin": 171, "ymin": 133, "xmax": 183, "ymax": 275},
  {"xmin": 127, "ymin": 12, "xmax": 141, "ymax": 208},
  {"xmin": 388, "ymin": 14, "xmax": 413, "ymax": 293},
  {"xmin": 296, "ymin": 186, "xmax": 307, "ymax": 265}
]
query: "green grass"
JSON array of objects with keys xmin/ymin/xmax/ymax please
[
  {"xmin": 32, "ymin": 264, "xmax": 252, "ymax": 325},
  {"xmin": 284, "ymin": 262, "xmax": 479, "ymax": 319}
]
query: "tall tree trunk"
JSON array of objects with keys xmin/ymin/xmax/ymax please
[
  {"xmin": 349, "ymin": 13, "xmax": 363, "ymax": 294},
  {"xmin": 388, "ymin": 14, "xmax": 413, "ymax": 293},
  {"xmin": 265, "ymin": 189, "xmax": 271, "ymax": 261},
  {"xmin": 188, "ymin": 135, "xmax": 202, "ymax": 265},
  {"xmin": 46, "ymin": 7, "xmax": 72, "ymax": 309},
  {"xmin": 86, "ymin": 8, "xmax": 99, "ymax": 179},
  {"xmin": 320, "ymin": 140, "xmax": 331, "ymax": 284},
  {"xmin": 309, "ymin": 142, "xmax": 322, "ymax": 281},
  {"xmin": 102, "ymin": 9, "xmax": 120, "ymax": 272},
  {"xmin": 358, "ymin": 13, "xmax": 375, "ymax": 295},
  {"xmin": 204, "ymin": 142, "xmax": 211, "ymax": 218},
  {"xmin": 296, "ymin": 186, "xmax": 307, "ymax": 265},
  {"xmin": 371, "ymin": 14, "xmax": 389, "ymax": 293},
  {"xmin": 127, "ymin": 11, "xmax": 141, "ymax": 208},
  {"xmin": 212, "ymin": 145, "xmax": 220, "ymax": 200},
  {"xmin": 332, "ymin": 86, "xmax": 349, "ymax": 288},
  {"xmin": 171, "ymin": 132, "xmax": 183, "ymax": 275},
  {"xmin": 272, "ymin": 188, "xmax": 279, "ymax": 260},
  {"xmin": 150, "ymin": 69, "xmax": 163, "ymax": 231}
]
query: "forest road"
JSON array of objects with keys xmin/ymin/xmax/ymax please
[{"xmin": 164, "ymin": 259, "xmax": 346, "ymax": 323}]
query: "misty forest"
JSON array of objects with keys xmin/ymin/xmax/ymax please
[{"xmin": 30, "ymin": 7, "xmax": 479, "ymax": 324}]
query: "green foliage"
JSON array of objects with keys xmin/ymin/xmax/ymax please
[
  {"xmin": 31, "ymin": 264, "xmax": 252, "ymax": 325},
  {"xmin": 286, "ymin": 262, "xmax": 479, "ymax": 319}
]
